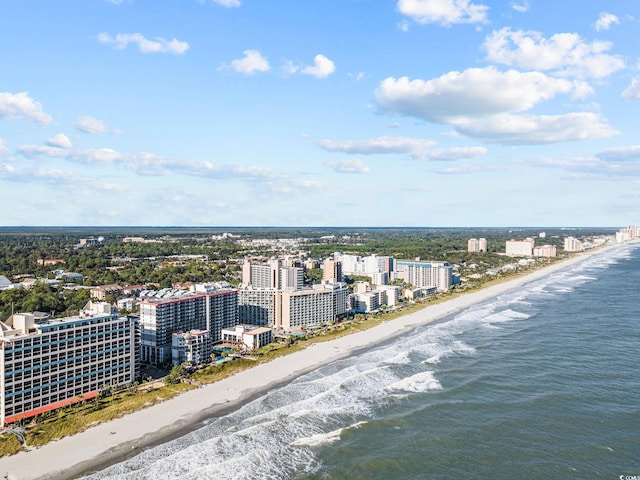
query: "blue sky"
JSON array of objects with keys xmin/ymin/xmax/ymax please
[{"xmin": 1, "ymin": 0, "xmax": 639, "ymax": 227}]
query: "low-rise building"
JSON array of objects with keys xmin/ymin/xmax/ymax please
[
  {"xmin": 171, "ymin": 330, "xmax": 212, "ymax": 365},
  {"xmin": 90, "ymin": 284, "xmax": 123, "ymax": 301},
  {"xmin": 221, "ymin": 325, "xmax": 273, "ymax": 350}
]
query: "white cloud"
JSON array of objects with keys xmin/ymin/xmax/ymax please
[
  {"xmin": 374, "ymin": 68, "xmax": 616, "ymax": 143},
  {"xmin": 0, "ymin": 165, "xmax": 91, "ymax": 185},
  {"xmin": 97, "ymin": 183, "xmax": 128, "ymax": 192},
  {"xmin": 622, "ymin": 78, "xmax": 640, "ymax": 101},
  {"xmin": 46, "ymin": 133, "xmax": 72, "ymax": 149},
  {"xmin": 18, "ymin": 144, "xmax": 128, "ymax": 164},
  {"xmin": 325, "ymin": 158, "xmax": 371, "ymax": 174},
  {"xmin": 412, "ymin": 146, "xmax": 487, "ymax": 161},
  {"xmin": 595, "ymin": 145, "xmax": 640, "ymax": 162},
  {"xmin": 483, "ymin": 28, "xmax": 625, "ymax": 78},
  {"xmin": 284, "ymin": 54, "xmax": 336, "ymax": 78},
  {"xmin": 0, "ymin": 139, "xmax": 8, "ymax": 158},
  {"xmin": 15, "ymin": 141, "xmax": 322, "ymax": 193},
  {"xmin": 301, "ymin": 54, "xmax": 336, "ymax": 78},
  {"xmin": 76, "ymin": 116, "xmax": 122, "ymax": 134},
  {"xmin": 375, "ymin": 67, "xmax": 578, "ymax": 123},
  {"xmin": 510, "ymin": 1, "xmax": 529, "ymax": 13},
  {"xmin": 209, "ymin": 0, "xmax": 241, "ymax": 6},
  {"xmin": 595, "ymin": 12, "xmax": 620, "ymax": 31},
  {"xmin": 453, "ymin": 112, "xmax": 618, "ymax": 144},
  {"xmin": 397, "ymin": 0, "xmax": 489, "ymax": 26},
  {"xmin": 97, "ymin": 32, "xmax": 189, "ymax": 54},
  {"xmin": 318, "ymin": 136, "xmax": 485, "ymax": 161},
  {"xmin": 0, "ymin": 92, "xmax": 53, "ymax": 125},
  {"xmin": 530, "ymin": 146, "xmax": 640, "ymax": 178},
  {"xmin": 318, "ymin": 136, "xmax": 436, "ymax": 155},
  {"xmin": 230, "ymin": 50, "xmax": 271, "ymax": 74}
]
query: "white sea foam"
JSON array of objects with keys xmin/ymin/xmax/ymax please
[
  {"xmin": 291, "ymin": 422, "xmax": 367, "ymax": 448},
  {"xmin": 386, "ymin": 371, "xmax": 442, "ymax": 393},
  {"xmin": 483, "ymin": 308, "xmax": 531, "ymax": 324},
  {"xmin": 384, "ymin": 350, "xmax": 411, "ymax": 365}
]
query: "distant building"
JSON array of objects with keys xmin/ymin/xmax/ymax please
[
  {"xmin": 376, "ymin": 285, "xmax": 401, "ymax": 307},
  {"xmin": 90, "ymin": 284, "xmax": 123, "ymax": 300},
  {"xmin": 395, "ymin": 260, "xmax": 453, "ymax": 292},
  {"xmin": 37, "ymin": 259, "xmax": 65, "ymax": 266},
  {"xmin": 350, "ymin": 283, "xmax": 400, "ymax": 313},
  {"xmin": 334, "ymin": 253, "xmax": 393, "ymax": 277},
  {"xmin": 616, "ymin": 226, "xmax": 639, "ymax": 243},
  {"xmin": 242, "ymin": 259, "xmax": 303, "ymax": 290},
  {"xmin": 533, "ymin": 245, "xmax": 557, "ymax": 257},
  {"xmin": 505, "ymin": 238, "xmax": 535, "ymax": 257},
  {"xmin": 0, "ymin": 302, "xmax": 139, "ymax": 427},
  {"xmin": 123, "ymin": 237, "xmax": 146, "ymax": 243},
  {"xmin": 322, "ymin": 257, "xmax": 343, "ymax": 282},
  {"xmin": 0, "ymin": 276, "xmax": 15, "ymax": 291},
  {"xmin": 79, "ymin": 238, "xmax": 99, "ymax": 246},
  {"xmin": 564, "ymin": 237, "xmax": 584, "ymax": 252},
  {"xmin": 59, "ymin": 272, "xmax": 84, "ymax": 282},
  {"xmin": 467, "ymin": 238, "xmax": 487, "ymax": 253}
]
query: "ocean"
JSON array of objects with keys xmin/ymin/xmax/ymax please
[{"xmin": 83, "ymin": 243, "xmax": 640, "ymax": 480}]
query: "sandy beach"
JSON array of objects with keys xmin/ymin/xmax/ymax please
[{"xmin": 0, "ymin": 247, "xmax": 616, "ymax": 480}]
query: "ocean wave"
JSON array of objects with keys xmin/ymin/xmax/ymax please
[
  {"xmin": 291, "ymin": 421, "xmax": 367, "ymax": 448},
  {"xmin": 483, "ymin": 308, "xmax": 531, "ymax": 324},
  {"xmin": 386, "ymin": 371, "xmax": 442, "ymax": 393}
]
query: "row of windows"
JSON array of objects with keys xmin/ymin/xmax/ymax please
[
  {"xmin": 6, "ymin": 342, "xmax": 131, "ymax": 370},
  {"xmin": 6, "ymin": 328, "xmax": 132, "ymax": 355},
  {"xmin": 5, "ymin": 365, "xmax": 131, "ymax": 399},
  {"xmin": 7, "ymin": 354, "xmax": 131, "ymax": 385},
  {"xmin": 4, "ymin": 373, "xmax": 131, "ymax": 417}
]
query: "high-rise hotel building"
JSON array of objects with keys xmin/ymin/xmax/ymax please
[
  {"xmin": 467, "ymin": 238, "xmax": 488, "ymax": 252},
  {"xmin": 395, "ymin": 260, "xmax": 453, "ymax": 292},
  {"xmin": 0, "ymin": 302, "xmax": 139, "ymax": 427},
  {"xmin": 139, "ymin": 286, "xmax": 237, "ymax": 365}
]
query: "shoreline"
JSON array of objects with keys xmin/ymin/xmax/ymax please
[{"xmin": 0, "ymin": 245, "xmax": 622, "ymax": 480}]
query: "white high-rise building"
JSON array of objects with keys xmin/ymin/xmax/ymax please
[
  {"xmin": 238, "ymin": 288, "xmax": 277, "ymax": 326},
  {"xmin": 239, "ymin": 282, "xmax": 348, "ymax": 332},
  {"xmin": 616, "ymin": 226, "xmax": 639, "ymax": 243},
  {"xmin": 505, "ymin": 238, "xmax": 535, "ymax": 257},
  {"xmin": 468, "ymin": 238, "xmax": 487, "ymax": 252},
  {"xmin": 533, "ymin": 245, "xmax": 557, "ymax": 257},
  {"xmin": 564, "ymin": 236, "xmax": 584, "ymax": 252},
  {"xmin": 0, "ymin": 302, "xmax": 139, "ymax": 427},
  {"xmin": 242, "ymin": 259, "xmax": 303, "ymax": 290},
  {"xmin": 395, "ymin": 260, "xmax": 453, "ymax": 292}
]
